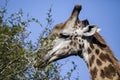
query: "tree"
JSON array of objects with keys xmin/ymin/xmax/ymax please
[{"xmin": 0, "ymin": 7, "xmax": 30, "ymax": 79}]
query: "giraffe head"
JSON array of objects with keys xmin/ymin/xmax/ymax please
[
  {"xmin": 34, "ymin": 4, "xmax": 120, "ymax": 80},
  {"xmin": 36, "ymin": 4, "xmax": 100, "ymax": 68}
]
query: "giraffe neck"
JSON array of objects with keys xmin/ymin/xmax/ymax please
[{"xmin": 81, "ymin": 34, "xmax": 120, "ymax": 80}]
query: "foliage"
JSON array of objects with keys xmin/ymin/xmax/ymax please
[
  {"xmin": 0, "ymin": 4, "xmax": 39, "ymax": 79},
  {"xmin": 0, "ymin": 7, "xmax": 28, "ymax": 79}
]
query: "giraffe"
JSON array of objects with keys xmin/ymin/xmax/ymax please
[{"xmin": 35, "ymin": 4, "xmax": 120, "ymax": 80}]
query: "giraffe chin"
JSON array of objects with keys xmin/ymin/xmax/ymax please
[
  {"xmin": 34, "ymin": 53, "xmax": 67, "ymax": 68},
  {"xmin": 44, "ymin": 49, "xmax": 83, "ymax": 66}
]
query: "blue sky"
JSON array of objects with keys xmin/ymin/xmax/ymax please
[{"xmin": 1, "ymin": 0, "xmax": 120, "ymax": 80}]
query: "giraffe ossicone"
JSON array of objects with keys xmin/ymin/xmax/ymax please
[{"xmin": 35, "ymin": 4, "xmax": 120, "ymax": 80}]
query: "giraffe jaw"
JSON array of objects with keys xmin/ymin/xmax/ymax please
[{"xmin": 43, "ymin": 38, "xmax": 73, "ymax": 64}]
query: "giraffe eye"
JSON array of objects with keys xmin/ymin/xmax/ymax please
[{"xmin": 59, "ymin": 33, "xmax": 70, "ymax": 39}]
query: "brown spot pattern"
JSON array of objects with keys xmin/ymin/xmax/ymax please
[
  {"xmin": 105, "ymin": 54, "xmax": 113, "ymax": 64},
  {"xmin": 90, "ymin": 67, "xmax": 98, "ymax": 80},
  {"xmin": 100, "ymin": 69, "xmax": 105, "ymax": 78},
  {"xmin": 96, "ymin": 59, "xmax": 102, "ymax": 66},
  {"xmin": 70, "ymin": 41, "xmax": 73, "ymax": 45},
  {"xmin": 73, "ymin": 42, "xmax": 77, "ymax": 47},
  {"xmin": 95, "ymin": 49, "xmax": 100, "ymax": 55},
  {"xmin": 99, "ymin": 53, "xmax": 113, "ymax": 64},
  {"xmin": 87, "ymin": 47, "xmax": 92, "ymax": 54},
  {"xmin": 89, "ymin": 55, "xmax": 95, "ymax": 67},
  {"xmin": 99, "ymin": 52, "xmax": 106, "ymax": 61},
  {"xmin": 90, "ymin": 44, "xmax": 94, "ymax": 49},
  {"xmin": 100, "ymin": 64, "xmax": 116, "ymax": 79},
  {"xmin": 79, "ymin": 39, "xmax": 81, "ymax": 42}
]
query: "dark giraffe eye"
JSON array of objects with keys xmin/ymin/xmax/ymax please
[{"xmin": 59, "ymin": 33, "xmax": 70, "ymax": 39}]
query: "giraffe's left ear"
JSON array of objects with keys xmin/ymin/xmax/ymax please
[{"xmin": 82, "ymin": 25, "xmax": 101, "ymax": 36}]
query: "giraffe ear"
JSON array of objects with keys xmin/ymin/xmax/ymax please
[{"xmin": 82, "ymin": 25, "xmax": 100, "ymax": 36}]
